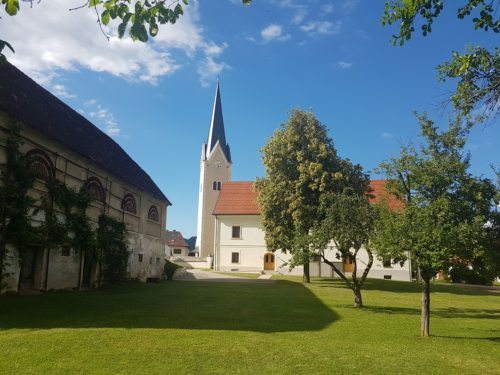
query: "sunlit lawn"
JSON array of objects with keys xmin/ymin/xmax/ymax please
[{"xmin": 0, "ymin": 277, "xmax": 499, "ymax": 374}]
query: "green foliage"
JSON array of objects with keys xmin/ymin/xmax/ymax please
[
  {"xmin": 256, "ymin": 109, "xmax": 371, "ymax": 288},
  {"xmin": 255, "ymin": 109, "xmax": 342, "ymax": 279},
  {"xmin": 96, "ymin": 214, "xmax": 129, "ymax": 283},
  {"xmin": 373, "ymin": 113, "xmax": 498, "ymax": 334},
  {"xmin": 437, "ymin": 46, "xmax": 499, "ymax": 120},
  {"xmin": 163, "ymin": 260, "xmax": 180, "ymax": 280},
  {"xmin": 0, "ymin": 121, "xmax": 35, "ymax": 290},
  {"xmin": 382, "ymin": 1, "xmax": 499, "ymax": 121}
]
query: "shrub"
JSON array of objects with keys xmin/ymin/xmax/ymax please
[{"xmin": 164, "ymin": 260, "xmax": 180, "ymax": 280}]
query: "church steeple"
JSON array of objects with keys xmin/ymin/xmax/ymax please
[{"xmin": 206, "ymin": 80, "xmax": 231, "ymax": 163}]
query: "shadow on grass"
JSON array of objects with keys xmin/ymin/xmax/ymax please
[
  {"xmin": 0, "ymin": 280, "xmax": 338, "ymax": 333},
  {"xmin": 363, "ymin": 305, "xmax": 500, "ymax": 320},
  {"xmin": 433, "ymin": 335, "xmax": 500, "ymax": 343}
]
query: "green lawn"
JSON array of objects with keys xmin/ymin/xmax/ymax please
[{"xmin": 0, "ymin": 278, "xmax": 499, "ymax": 374}]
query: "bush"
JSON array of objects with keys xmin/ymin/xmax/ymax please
[
  {"xmin": 164, "ymin": 260, "xmax": 181, "ymax": 280},
  {"xmin": 449, "ymin": 264, "xmax": 493, "ymax": 286}
]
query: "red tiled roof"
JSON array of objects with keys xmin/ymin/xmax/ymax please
[
  {"xmin": 213, "ymin": 180, "xmax": 404, "ymax": 216},
  {"xmin": 369, "ymin": 180, "xmax": 405, "ymax": 211},
  {"xmin": 213, "ymin": 181, "xmax": 260, "ymax": 215},
  {"xmin": 165, "ymin": 230, "xmax": 189, "ymax": 248}
]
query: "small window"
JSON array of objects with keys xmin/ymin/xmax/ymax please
[
  {"xmin": 138, "ymin": 254, "xmax": 143, "ymax": 262},
  {"xmin": 384, "ymin": 275, "xmax": 392, "ymax": 280},
  {"xmin": 61, "ymin": 246, "xmax": 71, "ymax": 257},
  {"xmin": 232, "ymin": 226, "xmax": 241, "ymax": 239},
  {"xmin": 122, "ymin": 194, "xmax": 137, "ymax": 214},
  {"xmin": 382, "ymin": 257, "xmax": 392, "ymax": 268},
  {"xmin": 231, "ymin": 252, "xmax": 239, "ymax": 264},
  {"xmin": 213, "ymin": 181, "xmax": 217, "ymax": 190},
  {"xmin": 156, "ymin": 257, "xmax": 160, "ymax": 264},
  {"xmin": 173, "ymin": 248, "xmax": 182, "ymax": 255},
  {"xmin": 217, "ymin": 182, "xmax": 222, "ymax": 190}
]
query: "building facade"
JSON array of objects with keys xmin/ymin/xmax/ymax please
[
  {"xmin": 0, "ymin": 63, "xmax": 170, "ymax": 292},
  {"xmin": 213, "ymin": 181, "xmax": 412, "ymax": 281},
  {"xmin": 165, "ymin": 230, "xmax": 190, "ymax": 257},
  {"xmin": 195, "ymin": 81, "xmax": 231, "ymax": 258}
]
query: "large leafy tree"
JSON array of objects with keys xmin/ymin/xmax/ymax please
[
  {"xmin": 373, "ymin": 114, "xmax": 498, "ymax": 336},
  {"xmin": 0, "ymin": 0, "xmax": 252, "ymax": 62},
  {"xmin": 382, "ymin": 0, "xmax": 499, "ymax": 122},
  {"xmin": 255, "ymin": 109, "xmax": 341, "ymax": 283}
]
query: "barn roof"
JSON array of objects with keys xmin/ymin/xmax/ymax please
[{"xmin": 0, "ymin": 63, "xmax": 169, "ymax": 204}]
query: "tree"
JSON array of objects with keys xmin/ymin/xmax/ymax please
[
  {"xmin": 381, "ymin": 0, "xmax": 499, "ymax": 122},
  {"xmin": 255, "ymin": 109, "xmax": 341, "ymax": 283},
  {"xmin": 0, "ymin": 0, "xmax": 251, "ymax": 62},
  {"xmin": 0, "ymin": 122, "xmax": 35, "ymax": 291},
  {"xmin": 313, "ymin": 191, "xmax": 375, "ymax": 307},
  {"xmin": 373, "ymin": 114, "xmax": 498, "ymax": 336}
]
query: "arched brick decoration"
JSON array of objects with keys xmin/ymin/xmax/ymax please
[
  {"xmin": 85, "ymin": 177, "xmax": 105, "ymax": 202},
  {"xmin": 122, "ymin": 194, "xmax": 137, "ymax": 214},
  {"xmin": 147, "ymin": 205, "xmax": 160, "ymax": 222},
  {"xmin": 26, "ymin": 149, "xmax": 54, "ymax": 181}
]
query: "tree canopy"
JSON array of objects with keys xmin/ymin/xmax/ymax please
[
  {"xmin": 373, "ymin": 114, "xmax": 499, "ymax": 336},
  {"xmin": 382, "ymin": 0, "xmax": 499, "ymax": 122}
]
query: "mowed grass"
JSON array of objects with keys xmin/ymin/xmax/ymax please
[{"xmin": 0, "ymin": 278, "xmax": 499, "ymax": 375}]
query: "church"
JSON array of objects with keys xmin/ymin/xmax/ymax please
[{"xmin": 195, "ymin": 83, "xmax": 412, "ymax": 281}]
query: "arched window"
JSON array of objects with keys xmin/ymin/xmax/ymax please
[
  {"xmin": 213, "ymin": 181, "xmax": 217, "ymax": 190},
  {"xmin": 121, "ymin": 194, "xmax": 137, "ymax": 214},
  {"xmin": 217, "ymin": 182, "xmax": 222, "ymax": 190},
  {"xmin": 148, "ymin": 205, "xmax": 160, "ymax": 222},
  {"xmin": 85, "ymin": 177, "xmax": 105, "ymax": 202},
  {"xmin": 26, "ymin": 149, "xmax": 54, "ymax": 181}
]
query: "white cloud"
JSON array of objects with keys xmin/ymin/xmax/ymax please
[
  {"xmin": 84, "ymin": 100, "xmax": 121, "ymax": 137},
  {"xmin": 300, "ymin": 21, "xmax": 341, "ymax": 36},
  {"xmin": 3, "ymin": 0, "xmax": 227, "ymax": 86},
  {"xmin": 197, "ymin": 43, "xmax": 230, "ymax": 87},
  {"xmin": 342, "ymin": 0, "xmax": 360, "ymax": 13},
  {"xmin": 51, "ymin": 84, "xmax": 76, "ymax": 99},
  {"xmin": 321, "ymin": 3, "xmax": 334, "ymax": 14},
  {"xmin": 261, "ymin": 24, "xmax": 290, "ymax": 42},
  {"xmin": 291, "ymin": 8, "xmax": 307, "ymax": 25},
  {"xmin": 337, "ymin": 61, "xmax": 353, "ymax": 69}
]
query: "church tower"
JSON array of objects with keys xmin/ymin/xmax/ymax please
[{"xmin": 195, "ymin": 81, "xmax": 231, "ymax": 258}]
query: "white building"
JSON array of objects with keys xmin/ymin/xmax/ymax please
[{"xmin": 212, "ymin": 181, "xmax": 412, "ymax": 281}]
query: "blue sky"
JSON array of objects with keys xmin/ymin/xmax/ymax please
[{"xmin": 3, "ymin": 0, "xmax": 499, "ymax": 238}]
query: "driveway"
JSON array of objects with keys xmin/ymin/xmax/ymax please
[{"xmin": 174, "ymin": 269, "xmax": 275, "ymax": 283}]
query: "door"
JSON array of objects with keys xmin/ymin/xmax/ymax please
[
  {"xmin": 19, "ymin": 246, "xmax": 43, "ymax": 290},
  {"xmin": 343, "ymin": 256, "xmax": 354, "ymax": 273},
  {"xmin": 264, "ymin": 253, "xmax": 275, "ymax": 271}
]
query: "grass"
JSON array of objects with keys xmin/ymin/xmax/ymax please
[
  {"xmin": 217, "ymin": 272, "xmax": 262, "ymax": 279},
  {"xmin": 0, "ymin": 278, "xmax": 499, "ymax": 374}
]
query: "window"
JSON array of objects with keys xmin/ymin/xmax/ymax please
[
  {"xmin": 61, "ymin": 246, "xmax": 71, "ymax": 257},
  {"xmin": 232, "ymin": 226, "xmax": 241, "ymax": 239},
  {"xmin": 173, "ymin": 248, "xmax": 182, "ymax": 255},
  {"xmin": 148, "ymin": 205, "xmax": 160, "ymax": 222},
  {"xmin": 85, "ymin": 177, "xmax": 105, "ymax": 202},
  {"xmin": 138, "ymin": 254, "xmax": 143, "ymax": 262},
  {"xmin": 121, "ymin": 194, "xmax": 137, "ymax": 214},
  {"xmin": 149, "ymin": 257, "xmax": 153, "ymax": 265},
  {"xmin": 217, "ymin": 182, "xmax": 221, "ymax": 190},
  {"xmin": 213, "ymin": 181, "xmax": 217, "ymax": 190},
  {"xmin": 26, "ymin": 149, "xmax": 54, "ymax": 181},
  {"xmin": 156, "ymin": 257, "xmax": 160, "ymax": 264},
  {"xmin": 382, "ymin": 257, "xmax": 392, "ymax": 268},
  {"xmin": 231, "ymin": 252, "xmax": 240, "ymax": 264}
]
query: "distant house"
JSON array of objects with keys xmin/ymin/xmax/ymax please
[
  {"xmin": 165, "ymin": 230, "xmax": 190, "ymax": 257},
  {"xmin": 213, "ymin": 181, "xmax": 411, "ymax": 281},
  {"xmin": 0, "ymin": 63, "xmax": 171, "ymax": 292}
]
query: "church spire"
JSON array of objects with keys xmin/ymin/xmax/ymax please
[{"xmin": 206, "ymin": 80, "xmax": 231, "ymax": 163}]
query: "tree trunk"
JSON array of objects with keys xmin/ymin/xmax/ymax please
[
  {"xmin": 421, "ymin": 277, "xmax": 431, "ymax": 337},
  {"xmin": 303, "ymin": 261, "xmax": 310, "ymax": 283},
  {"xmin": 353, "ymin": 284, "xmax": 363, "ymax": 308}
]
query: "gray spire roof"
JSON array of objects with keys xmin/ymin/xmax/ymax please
[{"xmin": 206, "ymin": 81, "xmax": 231, "ymax": 163}]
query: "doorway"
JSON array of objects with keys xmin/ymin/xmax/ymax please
[
  {"xmin": 343, "ymin": 255, "xmax": 354, "ymax": 273},
  {"xmin": 264, "ymin": 253, "xmax": 275, "ymax": 271},
  {"xmin": 19, "ymin": 246, "xmax": 44, "ymax": 290}
]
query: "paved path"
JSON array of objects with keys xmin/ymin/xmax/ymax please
[{"xmin": 174, "ymin": 269, "xmax": 275, "ymax": 283}]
